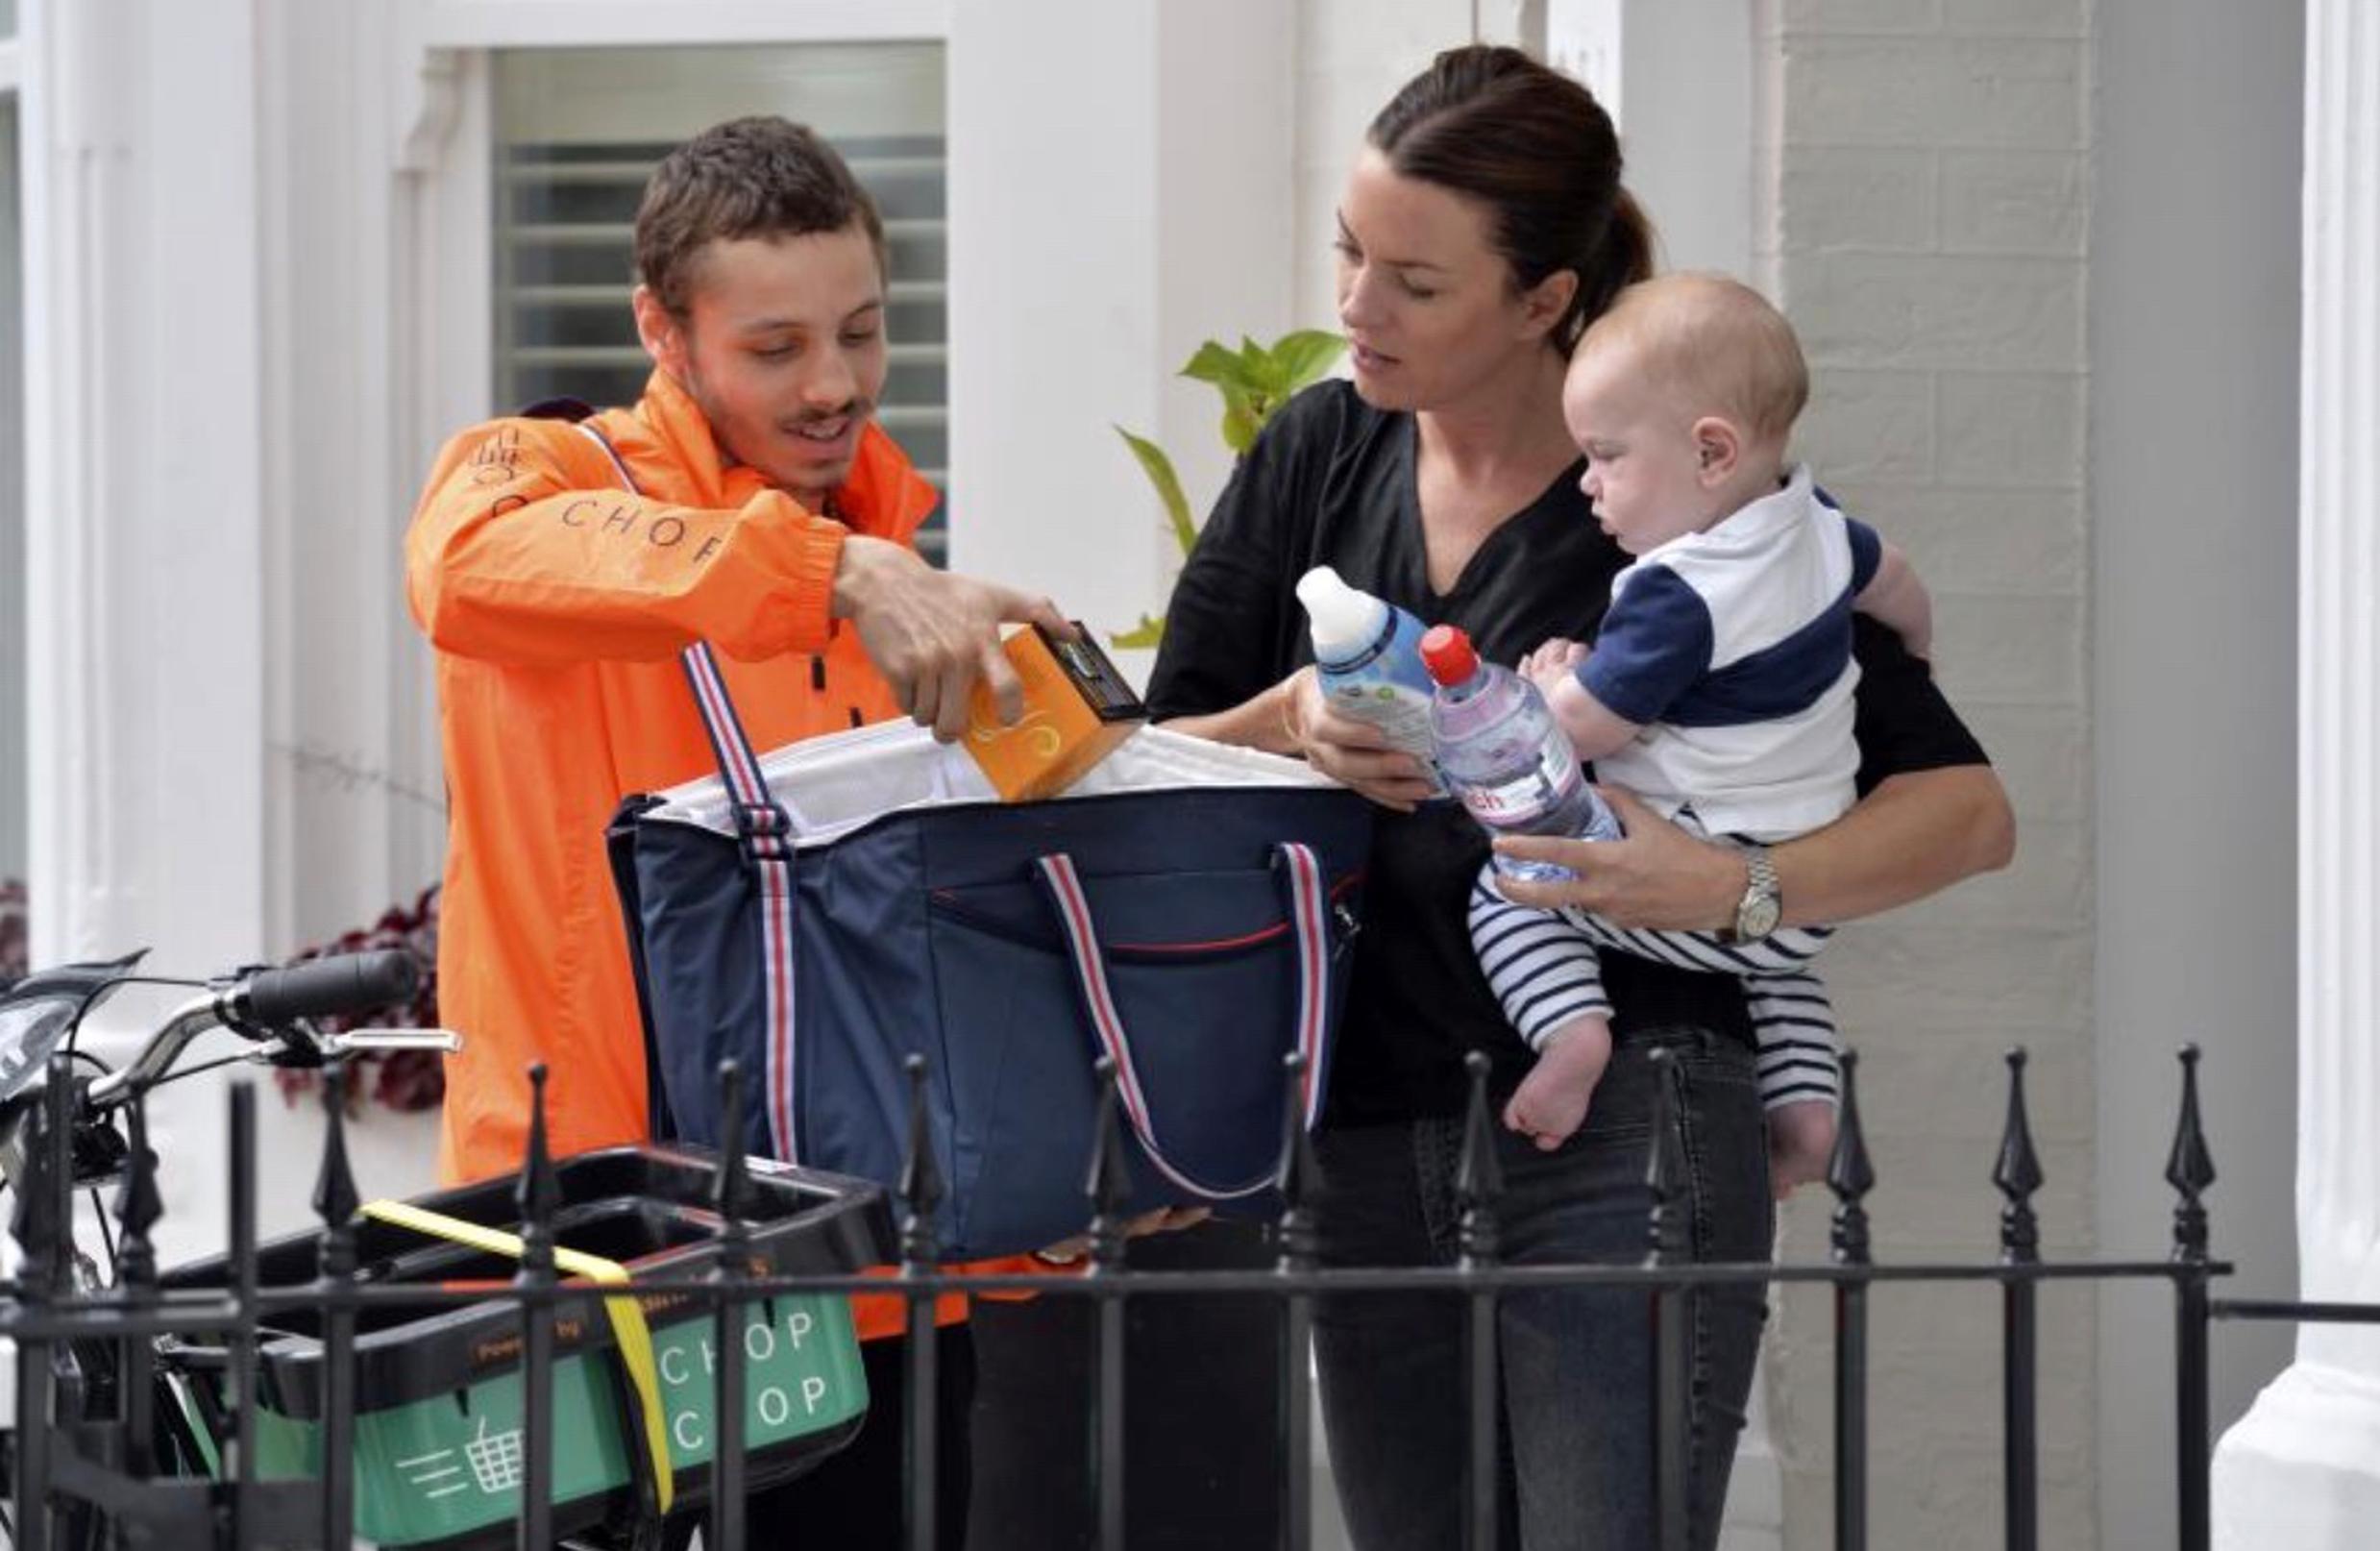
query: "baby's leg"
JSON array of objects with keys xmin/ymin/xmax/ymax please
[
  {"xmin": 1470, "ymin": 872, "xmax": 1616, "ymax": 1149},
  {"xmin": 1743, "ymin": 966, "xmax": 1841, "ymax": 1195},
  {"xmin": 1766, "ymin": 1096, "xmax": 1838, "ymax": 1196}
]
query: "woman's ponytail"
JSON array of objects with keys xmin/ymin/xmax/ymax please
[{"xmin": 1565, "ymin": 185, "xmax": 1657, "ymax": 352}]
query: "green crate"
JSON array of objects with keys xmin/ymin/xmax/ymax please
[{"xmin": 159, "ymin": 1145, "xmax": 894, "ymax": 1550}]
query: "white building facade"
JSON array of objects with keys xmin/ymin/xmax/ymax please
[{"xmin": 0, "ymin": 1, "xmax": 2361, "ymax": 1545}]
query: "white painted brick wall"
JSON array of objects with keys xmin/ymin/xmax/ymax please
[{"xmin": 1764, "ymin": 0, "xmax": 2097, "ymax": 1545}]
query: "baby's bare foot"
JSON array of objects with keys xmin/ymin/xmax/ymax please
[{"xmin": 1502, "ymin": 1018, "xmax": 1614, "ymax": 1151}]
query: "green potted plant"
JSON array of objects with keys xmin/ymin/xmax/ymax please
[{"xmin": 1111, "ymin": 330, "xmax": 1346, "ymax": 649}]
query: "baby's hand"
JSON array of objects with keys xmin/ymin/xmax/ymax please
[
  {"xmin": 1768, "ymin": 1099, "xmax": 1839, "ymax": 1199},
  {"xmin": 1519, "ymin": 637, "xmax": 1588, "ymax": 700}
]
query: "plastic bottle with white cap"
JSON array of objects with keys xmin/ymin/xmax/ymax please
[{"xmin": 1294, "ymin": 566, "xmax": 1443, "ymax": 794}]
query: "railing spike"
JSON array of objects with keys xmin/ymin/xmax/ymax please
[
  {"xmin": 1828, "ymin": 1047, "xmax": 1876, "ymax": 1266},
  {"xmin": 2166, "ymin": 1044, "xmax": 2217, "ymax": 1264},
  {"xmin": 1456, "ymin": 1049, "xmax": 1503, "ymax": 1268},
  {"xmin": 899, "ymin": 1052, "xmax": 944, "ymax": 1268},
  {"xmin": 1994, "ymin": 1046, "xmax": 2044, "ymax": 1265}
]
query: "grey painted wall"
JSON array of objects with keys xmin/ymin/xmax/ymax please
[
  {"xmin": 2, "ymin": 97, "xmax": 26, "ymax": 885},
  {"xmin": 2092, "ymin": 2, "xmax": 2302, "ymax": 1546}
]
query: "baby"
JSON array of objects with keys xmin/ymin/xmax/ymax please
[{"xmin": 1469, "ymin": 273, "xmax": 1932, "ymax": 1194}]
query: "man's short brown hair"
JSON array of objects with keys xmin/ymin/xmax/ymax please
[{"xmin": 633, "ymin": 116, "xmax": 886, "ymax": 316}]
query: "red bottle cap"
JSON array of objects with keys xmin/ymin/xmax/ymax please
[{"xmin": 1418, "ymin": 625, "xmax": 1478, "ymax": 686}]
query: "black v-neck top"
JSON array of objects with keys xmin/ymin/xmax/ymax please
[{"xmin": 1148, "ymin": 381, "xmax": 1986, "ymax": 1124}]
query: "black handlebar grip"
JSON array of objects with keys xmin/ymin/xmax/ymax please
[{"xmin": 240, "ymin": 951, "xmax": 421, "ymax": 1026}]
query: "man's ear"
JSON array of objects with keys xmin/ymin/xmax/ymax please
[
  {"xmin": 631, "ymin": 284, "xmax": 689, "ymax": 378},
  {"xmin": 1691, "ymin": 416, "xmax": 1743, "ymax": 487},
  {"xmin": 1518, "ymin": 268, "xmax": 1581, "ymax": 344}
]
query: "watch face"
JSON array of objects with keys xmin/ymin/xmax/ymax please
[{"xmin": 1737, "ymin": 893, "xmax": 1781, "ymax": 941}]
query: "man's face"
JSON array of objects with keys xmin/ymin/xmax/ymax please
[{"xmin": 635, "ymin": 226, "xmax": 889, "ymax": 509}]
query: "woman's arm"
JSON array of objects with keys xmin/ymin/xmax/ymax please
[
  {"xmin": 1491, "ymin": 764, "xmax": 2014, "ymax": 930},
  {"xmin": 1162, "ymin": 676, "xmax": 1303, "ymax": 757},
  {"xmin": 1163, "ymin": 667, "xmax": 1440, "ymax": 812}
]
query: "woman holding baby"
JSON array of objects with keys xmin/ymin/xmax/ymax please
[{"xmin": 1146, "ymin": 43, "xmax": 2012, "ymax": 1551}]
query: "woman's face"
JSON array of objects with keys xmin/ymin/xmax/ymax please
[{"xmin": 1334, "ymin": 148, "xmax": 1564, "ymax": 413}]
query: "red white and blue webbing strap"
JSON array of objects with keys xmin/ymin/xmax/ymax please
[
  {"xmin": 1034, "ymin": 843, "xmax": 1332, "ymax": 1199},
  {"xmin": 576, "ymin": 422, "xmax": 802, "ymax": 1164}
]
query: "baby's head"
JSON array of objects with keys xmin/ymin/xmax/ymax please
[{"xmin": 1562, "ymin": 273, "xmax": 1807, "ymax": 554}]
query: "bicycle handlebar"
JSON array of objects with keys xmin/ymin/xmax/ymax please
[
  {"xmin": 81, "ymin": 949, "xmax": 426, "ymax": 1111},
  {"xmin": 242, "ymin": 950, "xmax": 420, "ymax": 1027}
]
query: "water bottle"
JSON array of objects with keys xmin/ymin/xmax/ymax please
[
  {"xmin": 1418, "ymin": 624, "xmax": 1623, "ymax": 881},
  {"xmin": 1296, "ymin": 566, "xmax": 1445, "ymax": 795}
]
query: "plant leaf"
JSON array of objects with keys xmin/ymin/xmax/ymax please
[
  {"xmin": 1110, "ymin": 614, "xmax": 1166, "ymax": 650},
  {"xmin": 1115, "ymin": 426, "xmax": 1200, "ymax": 557},
  {"xmin": 1270, "ymin": 330, "xmax": 1348, "ymax": 392},
  {"xmin": 1217, "ymin": 383, "xmax": 1262, "ymax": 455},
  {"xmin": 1180, "ymin": 341, "xmax": 1254, "ymax": 390},
  {"xmin": 1237, "ymin": 335, "xmax": 1292, "ymax": 399}
]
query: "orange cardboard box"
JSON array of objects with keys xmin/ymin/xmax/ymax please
[{"xmin": 963, "ymin": 624, "xmax": 1148, "ymax": 801}]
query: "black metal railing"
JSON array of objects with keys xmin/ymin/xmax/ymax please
[{"xmin": 4, "ymin": 1040, "xmax": 2375, "ymax": 1551}]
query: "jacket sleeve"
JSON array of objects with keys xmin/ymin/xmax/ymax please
[{"xmin": 405, "ymin": 418, "xmax": 847, "ymax": 666}]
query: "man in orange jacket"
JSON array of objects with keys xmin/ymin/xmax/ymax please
[{"xmin": 406, "ymin": 115, "xmax": 1055, "ymax": 1547}]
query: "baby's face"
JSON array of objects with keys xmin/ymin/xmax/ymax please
[{"xmin": 1561, "ymin": 345, "xmax": 1711, "ymax": 557}]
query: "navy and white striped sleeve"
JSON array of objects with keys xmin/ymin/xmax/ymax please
[
  {"xmin": 1468, "ymin": 874, "xmax": 1612, "ymax": 1050},
  {"xmin": 1579, "ymin": 565, "xmax": 1714, "ymax": 726}
]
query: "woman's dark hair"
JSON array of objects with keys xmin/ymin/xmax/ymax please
[
  {"xmin": 634, "ymin": 115, "xmax": 886, "ymax": 317},
  {"xmin": 1367, "ymin": 45, "xmax": 1655, "ymax": 354}
]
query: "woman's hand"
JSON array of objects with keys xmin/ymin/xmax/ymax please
[
  {"xmin": 1280, "ymin": 667, "xmax": 1439, "ymax": 813},
  {"xmin": 1491, "ymin": 786, "xmax": 1743, "ymax": 930}
]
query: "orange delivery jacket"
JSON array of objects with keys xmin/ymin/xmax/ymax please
[{"xmin": 405, "ymin": 368, "xmax": 1032, "ymax": 1337}]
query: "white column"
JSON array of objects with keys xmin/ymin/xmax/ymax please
[
  {"xmin": 945, "ymin": 0, "xmax": 1294, "ymax": 655},
  {"xmin": 1546, "ymin": 0, "xmax": 1754, "ymax": 280},
  {"xmin": 22, "ymin": 0, "xmax": 268, "ymax": 972},
  {"xmin": 2212, "ymin": 1, "xmax": 2380, "ymax": 1542}
]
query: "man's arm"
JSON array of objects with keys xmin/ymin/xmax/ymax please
[
  {"xmin": 405, "ymin": 418, "xmax": 849, "ymax": 666},
  {"xmin": 406, "ymin": 419, "xmax": 1065, "ymax": 737}
]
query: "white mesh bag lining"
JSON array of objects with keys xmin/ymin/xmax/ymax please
[{"xmin": 644, "ymin": 723, "xmax": 1340, "ymax": 849}]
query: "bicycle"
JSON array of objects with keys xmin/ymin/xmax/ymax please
[
  {"xmin": 1, "ymin": 949, "xmax": 896, "ymax": 1551},
  {"xmin": 0, "ymin": 948, "xmax": 451, "ymax": 1549}
]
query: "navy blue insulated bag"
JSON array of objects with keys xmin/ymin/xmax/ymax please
[{"xmin": 607, "ymin": 660, "xmax": 1373, "ymax": 1261}]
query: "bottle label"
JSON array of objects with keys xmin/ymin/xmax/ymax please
[
  {"xmin": 1325, "ymin": 679, "xmax": 1435, "ymax": 748},
  {"xmin": 1316, "ymin": 606, "xmax": 1449, "ymax": 796},
  {"xmin": 1454, "ymin": 729, "xmax": 1576, "ymax": 829}
]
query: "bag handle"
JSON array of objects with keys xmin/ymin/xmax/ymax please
[
  {"xmin": 1033, "ymin": 845, "xmax": 1333, "ymax": 1201},
  {"xmin": 575, "ymin": 421, "xmax": 804, "ymax": 1167}
]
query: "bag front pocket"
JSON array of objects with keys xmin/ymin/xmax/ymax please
[{"xmin": 923, "ymin": 859, "xmax": 1335, "ymax": 1254}]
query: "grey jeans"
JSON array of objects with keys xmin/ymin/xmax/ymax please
[{"xmin": 1312, "ymin": 1026, "xmax": 1773, "ymax": 1551}]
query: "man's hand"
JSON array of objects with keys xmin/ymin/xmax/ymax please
[
  {"xmin": 1491, "ymin": 786, "xmax": 1744, "ymax": 930},
  {"xmin": 1036, "ymin": 1205, "xmax": 1214, "ymax": 1265},
  {"xmin": 833, "ymin": 535, "xmax": 1073, "ymax": 741}
]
